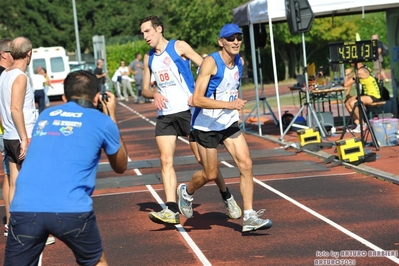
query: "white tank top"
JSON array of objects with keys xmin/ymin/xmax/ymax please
[
  {"xmin": 192, "ymin": 52, "xmax": 241, "ymax": 131},
  {"xmin": 148, "ymin": 40, "xmax": 193, "ymax": 116},
  {"xmin": 0, "ymin": 68, "xmax": 37, "ymax": 139}
]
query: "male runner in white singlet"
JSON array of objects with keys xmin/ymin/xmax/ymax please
[
  {"xmin": 140, "ymin": 16, "xmax": 242, "ymax": 225},
  {"xmin": 177, "ymin": 24, "xmax": 273, "ymax": 232}
]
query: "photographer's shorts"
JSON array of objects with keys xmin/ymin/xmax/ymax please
[
  {"xmin": 191, "ymin": 122, "xmax": 241, "ymax": 149},
  {"xmin": 155, "ymin": 110, "xmax": 191, "ymax": 137},
  {"xmin": 4, "ymin": 211, "xmax": 103, "ymax": 266}
]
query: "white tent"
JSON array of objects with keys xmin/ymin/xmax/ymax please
[{"xmin": 233, "ymin": 0, "xmax": 399, "ymax": 139}]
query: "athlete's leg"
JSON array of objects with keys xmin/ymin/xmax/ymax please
[
  {"xmin": 223, "ymin": 132, "xmax": 253, "ymax": 211},
  {"xmin": 189, "ymin": 141, "xmax": 226, "ymax": 192},
  {"xmin": 186, "ymin": 144, "xmax": 219, "ymax": 195},
  {"xmin": 156, "ymin": 135, "xmax": 178, "ymax": 203}
]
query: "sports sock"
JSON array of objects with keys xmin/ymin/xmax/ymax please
[
  {"xmin": 184, "ymin": 186, "xmax": 194, "ymax": 199},
  {"xmin": 243, "ymin": 209, "xmax": 254, "ymax": 220},
  {"xmin": 166, "ymin": 202, "xmax": 179, "ymax": 213},
  {"xmin": 220, "ymin": 187, "xmax": 232, "ymax": 201}
]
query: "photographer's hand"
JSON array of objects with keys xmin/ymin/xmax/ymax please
[{"xmin": 102, "ymin": 92, "xmax": 117, "ymax": 121}]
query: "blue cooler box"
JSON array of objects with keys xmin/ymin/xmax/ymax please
[{"xmin": 369, "ymin": 118, "xmax": 398, "ymax": 147}]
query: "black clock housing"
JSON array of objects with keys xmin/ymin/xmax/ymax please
[{"xmin": 329, "ymin": 40, "xmax": 378, "ymax": 64}]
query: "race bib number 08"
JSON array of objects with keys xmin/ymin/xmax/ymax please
[{"xmin": 154, "ymin": 68, "xmax": 176, "ymax": 88}]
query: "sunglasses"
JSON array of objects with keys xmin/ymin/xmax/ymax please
[{"xmin": 224, "ymin": 35, "xmax": 243, "ymax": 42}]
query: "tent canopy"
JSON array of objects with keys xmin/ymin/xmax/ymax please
[{"xmin": 233, "ymin": 0, "xmax": 399, "ymax": 26}]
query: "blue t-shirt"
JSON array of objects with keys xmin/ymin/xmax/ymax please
[{"xmin": 10, "ymin": 102, "xmax": 121, "ymax": 213}]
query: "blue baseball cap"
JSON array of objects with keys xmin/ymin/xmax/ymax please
[{"xmin": 219, "ymin": 24, "xmax": 242, "ymax": 38}]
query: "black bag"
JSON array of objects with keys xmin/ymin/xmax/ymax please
[
  {"xmin": 381, "ymin": 86, "xmax": 390, "ymax": 101},
  {"xmin": 381, "ymin": 42, "xmax": 389, "ymax": 56},
  {"xmin": 377, "ymin": 80, "xmax": 390, "ymax": 101},
  {"xmin": 117, "ymin": 76, "xmax": 122, "ymax": 83}
]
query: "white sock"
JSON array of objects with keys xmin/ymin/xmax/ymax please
[
  {"xmin": 243, "ymin": 209, "xmax": 254, "ymax": 220},
  {"xmin": 183, "ymin": 186, "xmax": 193, "ymax": 200}
]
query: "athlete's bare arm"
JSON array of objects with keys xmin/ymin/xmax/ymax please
[{"xmin": 175, "ymin": 40, "xmax": 203, "ymax": 67}]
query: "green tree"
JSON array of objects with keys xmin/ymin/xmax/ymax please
[{"xmin": 167, "ymin": 0, "xmax": 246, "ymax": 53}]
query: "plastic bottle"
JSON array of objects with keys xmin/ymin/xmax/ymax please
[
  {"xmin": 333, "ymin": 72, "xmax": 338, "ymax": 86},
  {"xmin": 330, "ymin": 126, "xmax": 336, "ymax": 136}
]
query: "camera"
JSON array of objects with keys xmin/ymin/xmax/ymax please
[{"xmin": 97, "ymin": 93, "xmax": 108, "ymax": 112}]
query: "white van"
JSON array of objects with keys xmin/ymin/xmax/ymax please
[{"xmin": 27, "ymin": 46, "xmax": 70, "ymax": 97}]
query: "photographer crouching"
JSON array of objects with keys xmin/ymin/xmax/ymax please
[{"xmin": 4, "ymin": 70, "xmax": 128, "ymax": 266}]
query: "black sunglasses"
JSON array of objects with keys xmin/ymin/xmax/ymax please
[
  {"xmin": 2, "ymin": 50, "xmax": 10, "ymax": 53},
  {"xmin": 224, "ymin": 35, "xmax": 243, "ymax": 42}
]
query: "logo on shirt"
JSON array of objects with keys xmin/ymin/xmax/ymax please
[
  {"xmin": 163, "ymin": 56, "xmax": 171, "ymax": 66},
  {"xmin": 49, "ymin": 109, "xmax": 83, "ymax": 118},
  {"xmin": 33, "ymin": 120, "xmax": 49, "ymax": 137},
  {"xmin": 60, "ymin": 125, "xmax": 74, "ymax": 136},
  {"xmin": 234, "ymin": 71, "xmax": 240, "ymax": 82},
  {"xmin": 53, "ymin": 120, "xmax": 82, "ymax": 128},
  {"xmin": 49, "ymin": 109, "xmax": 63, "ymax": 116}
]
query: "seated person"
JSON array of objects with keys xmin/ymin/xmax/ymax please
[{"xmin": 343, "ymin": 62, "xmax": 381, "ymax": 133}]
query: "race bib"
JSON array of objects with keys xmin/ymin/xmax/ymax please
[
  {"xmin": 154, "ymin": 68, "xmax": 177, "ymax": 88},
  {"xmin": 222, "ymin": 90, "xmax": 238, "ymax": 102}
]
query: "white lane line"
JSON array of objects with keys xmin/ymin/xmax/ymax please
[
  {"xmin": 145, "ymin": 185, "xmax": 211, "ymax": 266},
  {"xmin": 178, "ymin": 136, "xmax": 189, "ymax": 144},
  {"xmin": 253, "ymin": 177, "xmax": 399, "ymax": 264},
  {"xmin": 134, "ymin": 167, "xmax": 211, "ymax": 265},
  {"xmin": 221, "ymin": 161, "xmax": 234, "ymax": 168},
  {"xmin": 119, "ymin": 102, "xmax": 156, "ymax": 126}
]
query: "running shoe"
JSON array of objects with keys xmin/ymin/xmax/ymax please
[
  {"xmin": 177, "ymin": 183, "xmax": 193, "ymax": 218},
  {"xmin": 224, "ymin": 195, "xmax": 242, "ymax": 219},
  {"xmin": 4, "ymin": 224, "xmax": 8, "ymax": 237},
  {"xmin": 149, "ymin": 207, "xmax": 180, "ymax": 224},
  {"xmin": 46, "ymin": 236, "xmax": 56, "ymax": 245},
  {"xmin": 242, "ymin": 209, "xmax": 273, "ymax": 232}
]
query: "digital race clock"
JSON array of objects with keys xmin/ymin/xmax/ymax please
[{"xmin": 329, "ymin": 40, "xmax": 378, "ymax": 64}]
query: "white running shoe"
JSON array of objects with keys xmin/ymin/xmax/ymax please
[
  {"xmin": 242, "ymin": 209, "xmax": 273, "ymax": 232},
  {"xmin": 224, "ymin": 195, "xmax": 242, "ymax": 219},
  {"xmin": 177, "ymin": 184, "xmax": 193, "ymax": 218}
]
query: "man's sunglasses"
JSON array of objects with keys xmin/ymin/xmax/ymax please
[{"xmin": 224, "ymin": 35, "xmax": 243, "ymax": 42}]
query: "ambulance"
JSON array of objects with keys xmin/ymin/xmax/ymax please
[{"xmin": 27, "ymin": 46, "xmax": 70, "ymax": 97}]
